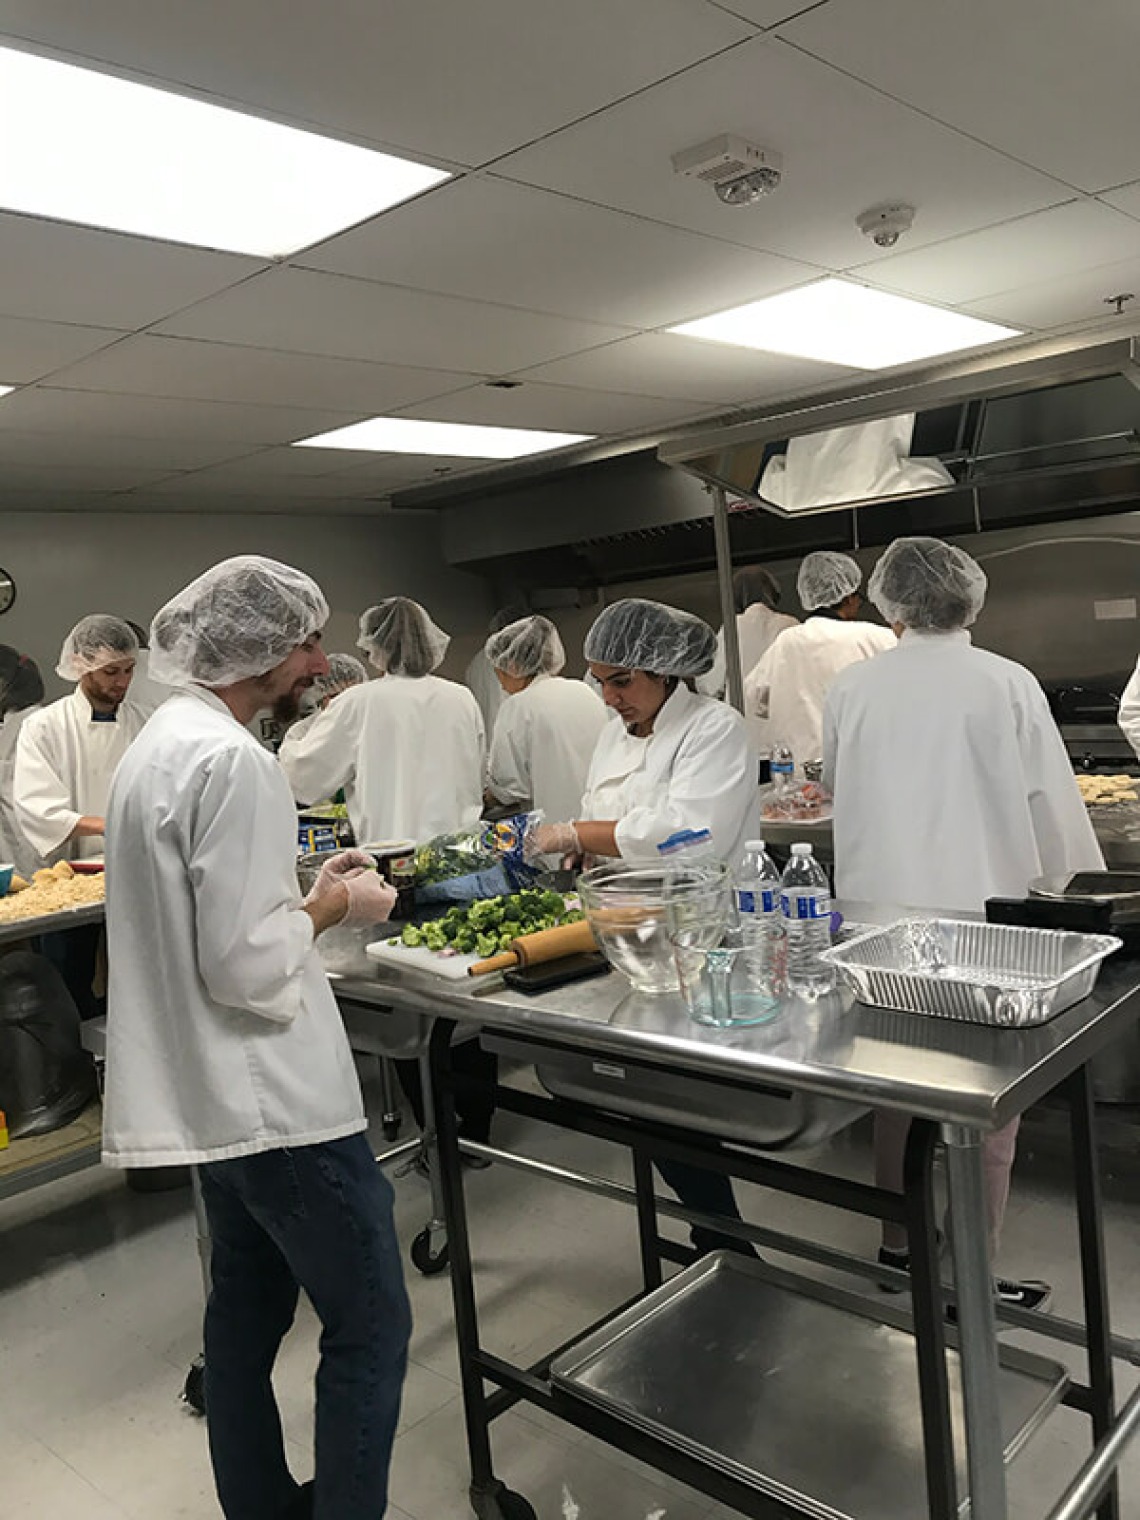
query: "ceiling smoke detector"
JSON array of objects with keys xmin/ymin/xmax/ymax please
[
  {"xmin": 857, "ymin": 203, "xmax": 916, "ymax": 249},
  {"xmin": 671, "ymin": 134, "xmax": 782, "ymax": 207}
]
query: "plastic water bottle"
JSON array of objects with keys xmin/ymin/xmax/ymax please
[
  {"xmin": 736, "ymin": 839, "xmax": 784, "ymax": 995},
  {"xmin": 770, "ymin": 742, "xmax": 795, "ymax": 797},
  {"xmin": 780, "ymin": 843, "xmax": 834, "ymax": 998}
]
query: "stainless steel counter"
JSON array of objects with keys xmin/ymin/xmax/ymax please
[{"xmin": 331, "ymin": 901, "xmax": 1140, "ymax": 1133}]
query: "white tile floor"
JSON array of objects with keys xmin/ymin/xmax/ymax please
[{"xmin": 2, "ymin": 1075, "xmax": 1138, "ymax": 1520}]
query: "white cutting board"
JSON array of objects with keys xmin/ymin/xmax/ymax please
[{"xmin": 365, "ymin": 937, "xmax": 482, "ymax": 980}]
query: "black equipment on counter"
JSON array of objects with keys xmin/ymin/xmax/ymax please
[{"xmin": 985, "ymin": 871, "xmax": 1140, "ymax": 948}]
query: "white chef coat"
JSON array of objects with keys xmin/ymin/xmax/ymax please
[
  {"xmin": 14, "ymin": 689, "xmax": 150, "ymax": 862},
  {"xmin": 464, "ymin": 649, "xmax": 505, "ymax": 738},
  {"xmin": 745, "ymin": 617, "xmax": 896, "ymax": 773},
  {"xmin": 823, "ymin": 630, "xmax": 1104, "ymax": 913},
  {"xmin": 0, "ymin": 705, "xmax": 41, "ymax": 877},
  {"xmin": 580, "ymin": 682, "xmax": 760, "ymax": 868},
  {"xmin": 1118, "ymin": 656, "xmax": 1140, "ymax": 759},
  {"xmin": 280, "ymin": 673, "xmax": 484, "ymax": 844},
  {"xmin": 487, "ymin": 674, "xmax": 607, "ymax": 819},
  {"xmin": 698, "ymin": 605, "xmax": 801, "ymax": 756},
  {"xmin": 127, "ymin": 649, "xmax": 175, "ymax": 716},
  {"xmin": 101, "ymin": 687, "xmax": 365, "ymax": 1167}
]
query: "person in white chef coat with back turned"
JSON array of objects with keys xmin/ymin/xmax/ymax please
[
  {"xmin": 102, "ymin": 556, "xmax": 410, "ymax": 1520},
  {"xmin": 484, "ymin": 614, "xmax": 606, "ymax": 819},
  {"xmin": 280, "ymin": 597, "xmax": 484, "ymax": 844},
  {"xmin": 533, "ymin": 598, "xmax": 760, "ymax": 1258},
  {"xmin": 745, "ymin": 551, "xmax": 894, "ymax": 773},
  {"xmin": 14, "ymin": 614, "xmax": 149, "ymax": 864},
  {"xmin": 824, "ymin": 536, "xmax": 1104, "ymax": 1312}
]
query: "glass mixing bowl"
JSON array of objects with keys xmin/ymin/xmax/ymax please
[{"xmin": 578, "ymin": 859, "xmax": 734, "ymax": 994}]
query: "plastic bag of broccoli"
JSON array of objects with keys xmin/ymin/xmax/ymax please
[{"xmin": 415, "ymin": 811, "xmax": 544, "ymax": 904}]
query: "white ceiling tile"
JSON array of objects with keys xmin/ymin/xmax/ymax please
[
  {"xmin": 963, "ymin": 259, "xmax": 1140, "ymax": 332},
  {"xmin": 850, "ymin": 201, "xmax": 1140, "ymax": 308},
  {"xmin": 393, "ymin": 381, "xmax": 714, "ymax": 435},
  {"xmin": 47, "ymin": 334, "xmax": 475, "ymax": 412},
  {"xmin": 143, "ymin": 467, "xmax": 385, "ymax": 499},
  {"xmin": 0, "ymin": 430, "xmax": 254, "ymax": 471},
  {"xmin": 0, "ymin": 463, "xmax": 181, "ymax": 491},
  {"xmin": 1100, "ymin": 181, "xmax": 1140, "ymax": 224},
  {"xmin": 0, "ymin": 386, "xmax": 358, "ymax": 444},
  {"xmin": 0, "ymin": 488, "xmax": 121, "ymax": 512},
  {"xmin": 97, "ymin": 490, "xmax": 390, "ymax": 516},
  {"xmin": 710, "ymin": 0, "xmax": 826, "ymax": 24},
  {"xmin": 0, "ymin": 0, "xmax": 750, "ymax": 167},
  {"xmin": 512, "ymin": 333, "xmax": 854, "ymax": 403},
  {"xmin": 327, "ymin": 454, "xmax": 495, "ymax": 491},
  {"xmin": 0, "ymin": 213, "xmax": 260, "ymax": 327},
  {"xmin": 155, "ymin": 267, "xmax": 633, "ymax": 371},
  {"xmin": 784, "ymin": 0, "xmax": 1140, "ymax": 192},
  {"xmin": 497, "ymin": 36, "xmax": 1071, "ymax": 268},
  {"xmin": 299, "ymin": 178, "xmax": 818, "ymax": 328},
  {"xmin": 0, "ymin": 315, "xmax": 126, "ymax": 383}
]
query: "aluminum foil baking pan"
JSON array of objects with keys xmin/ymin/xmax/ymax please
[{"xmin": 820, "ymin": 918, "xmax": 1121, "ymax": 1027}]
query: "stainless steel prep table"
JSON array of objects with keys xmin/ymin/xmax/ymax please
[{"xmin": 333, "ymin": 912, "xmax": 1140, "ymax": 1520}]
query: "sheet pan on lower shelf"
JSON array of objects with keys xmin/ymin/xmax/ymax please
[{"xmin": 550, "ymin": 1253, "xmax": 1068, "ymax": 1520}]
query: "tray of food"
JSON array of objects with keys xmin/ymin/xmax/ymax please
[
  {"xmin": 821, "ymin": 917, "xmax": 1121, "ymax": 1026},
  {"xmin": 0, "ymin": 860, "xmax": 106, "ymax": 930},
  {"xmin": 760, "ymin": 780, "xmax": 832, "ymax": 823},
  {"xmin": 1076, "ymin": 773, "xmax": 1139, "ymax": 807}
]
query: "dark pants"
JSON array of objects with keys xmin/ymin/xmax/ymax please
[
  {"xmin": 655, "ymin": 1157, "xmax": 752, "ymax": 1255},
  {"xmin": 197, "ymin": 1133, "xmax": 411, "ymax": 1520},
  {"xmin": 395, "ymin": 1041, "xmax": 498, "ymax": 1144},
  {"xmin": 40, "ymin": 923, "xmax": 105, "ymax": 1021}
]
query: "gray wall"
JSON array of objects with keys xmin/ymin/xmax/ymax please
[{"xmin": 0, "ymin": 510, "xmax": 493, "ymax": 699}]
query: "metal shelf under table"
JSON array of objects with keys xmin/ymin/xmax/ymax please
[{"xmin": 551, "ymin": 1253, "xmax": 1069, "ymax": 1520}]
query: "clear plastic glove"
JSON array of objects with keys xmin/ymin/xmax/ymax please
[
  {"xmin": 305, "ymin": 849, "xmax": 375, "ymax": 904},
  {"xmin": 530, "ymin": 821, "xmax": 581, "ymax": 859},
  {"xmin": 339, "ymin": 871, "xmax": 398, "ymax": 927}
]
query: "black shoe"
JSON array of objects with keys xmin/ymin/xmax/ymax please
[
  {"xmin": 877, "ymin": 1245, "xmax": 911, "ymax": 1294},
  {"xmin": 461, "ymin": 1151, "xmax": 492, "ymax": 1171},
  {"xmin": 946, "ymin": 1277, "xmax": 1053, "ymax": 1323}
]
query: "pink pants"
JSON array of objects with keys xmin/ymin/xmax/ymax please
[{"xmin": 875, "ymin": 1110, "xmax": 1021, "ymax": 1258}]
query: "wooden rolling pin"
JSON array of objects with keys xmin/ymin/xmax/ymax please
[{"xmin": 468, "ymin": 918, "xmax": 597, "ymax": 977}]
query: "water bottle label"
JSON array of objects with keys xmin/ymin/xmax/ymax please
[
  {"xmin": 737, "ymin": 890, "xmax": 756, "ymax": 914},
  {"xmin": 771, "ymin": 761, "xmax": 794, "ymax": 776},
  {"xmin": 781, "ymin": 892, "xmax": 830, "ymax": 921},
  {"xmin": 761, "ymin": 887, "xmax": 780, "ymax": 914}
]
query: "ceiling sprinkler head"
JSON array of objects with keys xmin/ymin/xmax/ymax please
[
  {"xmin": 857, "ymin": 203, "xmax": 916, "ymax": 249},
  {"xmin": 1103, "ymin": 292, "xmax": 1135, "ymax": 316}
]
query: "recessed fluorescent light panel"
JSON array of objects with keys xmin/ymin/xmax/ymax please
[
  {"xmin": 669, "ymin": 278, "xmax": 1021, "ymax": 370},
  {"xmin": 0, "ymin": 46, "xmax": 450, "ymax": 256},
  {"xmin": 295, "ymin": 418, "xmax": 593, "ymax": 460},
  {"xmin": 0, "ymin": 386, "xmax": 14, "ymax": 399}
]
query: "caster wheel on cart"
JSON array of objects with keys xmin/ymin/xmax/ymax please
[
  {"xmin": 382, "ymin": 1117, "xmax": 401, "ymax": 1142},
  {"xmin": 411, "ymin": 1226, "xmax": 450, "ymax": 1276},
  {"xmin": 470, "ymin": 1482, "xmax": 537, "ymax": 1520},
  {"xmin": 182, "ymin": 1355, "xmax": 207, "ymax": 1416}
]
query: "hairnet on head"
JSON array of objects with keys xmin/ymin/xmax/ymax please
[
  {"xmin": 149, "ymin": 557, "xmax": 329, "ymax": 687},
  {"xmin": 56, "ymin": 615, "xmax": 140, "ymax": 681},
  {"xmin": 0, "ymin": 646, "xmax": 44, "ymax": 716},
  {"xmin": 733, "ymin": 565, "xmax": 782, "ymax": 615},
  {"xmin": 488, "ymin": 603, "xmax": 529, "ymax": 635},
  {"xmin": 485, "ymin": 616, "xmax": 566, "ymax": 679},
  {"xmin": 797, "ymin": 551, "xmax": 863, "ymax": 613},
  {"xmin": 869, "ymin": 537, "xmax": 988, "ymax": 631},
  {"xmin": 357, "ymin": 598, "xmax": 450, "ymax": 677},
  {"xmin": 313, "ymin": 652, "xmax": 367, "ymax": 701},
  {"xmin": 584, "ymin": 598, "xmax": 717, "ymax": 678}
]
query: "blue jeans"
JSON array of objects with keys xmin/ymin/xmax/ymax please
[{"xmin": 198, "ymin": 1133, "xmax": 411, "ymax": 1520}]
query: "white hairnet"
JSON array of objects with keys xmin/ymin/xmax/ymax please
[
  {"xmin": 149, "ymin": 556, "xmax": 329, "ymax": 687},
  {"xmin": 869, "ymin": 537, "xmax": 988, "ymax": 631},
  {"xmin": 313, "ymin": 652, "xmax": 367, "ymax": 701},
  {"xmin": 357, "ymin": 598, "xmax": 450, "ymax": 677},
  {"xmin": 56, "ymin": 615, "xmax": 140, "ymax": 681},
  {"xmin": 584, "ymin": 598, "xmax": 717, "ymax": 678},
  {"xmin": 797, "ymin": 552, "xmax": 863, "ymax": 613},
  {"xmin": 485, "ymin": 615, "xmax": 566, "ymax": 679}
]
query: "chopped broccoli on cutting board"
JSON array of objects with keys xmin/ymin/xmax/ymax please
[{"xmin": 399, "ymin": 890, "xmax": 582, "ymax": 955}]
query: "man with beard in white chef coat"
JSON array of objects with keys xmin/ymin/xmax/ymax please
[
  {"xmin": 745, "ymin": 551, "xmax": 895, "ymax": 774},
  {"xmin": 102, "ymin": 557, "xmax": 410, "ymax": 1520},
  {"xmin": 484, "ymin": 614, "xmax": 607, "ymax": 820},
  {"xmin": 14, "ymin": 614, "xmax": 148, "ymax": 866},
  {"xmin": 823, "ymin": 536, "xmax": 1104, "ymax": 1311},
  {"xmin": 279, "ymin": 596, "xmax": 484, "ymax": 845}
]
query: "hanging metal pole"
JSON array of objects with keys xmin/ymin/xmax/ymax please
[{"xmin": 711, "ymin": 486, "xmax": 743, "ymax": 713}]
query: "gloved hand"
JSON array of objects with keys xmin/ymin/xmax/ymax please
[
  {"xmin": 530, "ymin": 821, "xmax": 581, "ymax": 859},
  {"xmin": 305, "ymin": 849, "xmax": 375, "ymax": 903},
  {"xmin": 338, "ymin": 870, "xmax": 398, "ymax": 927}
]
